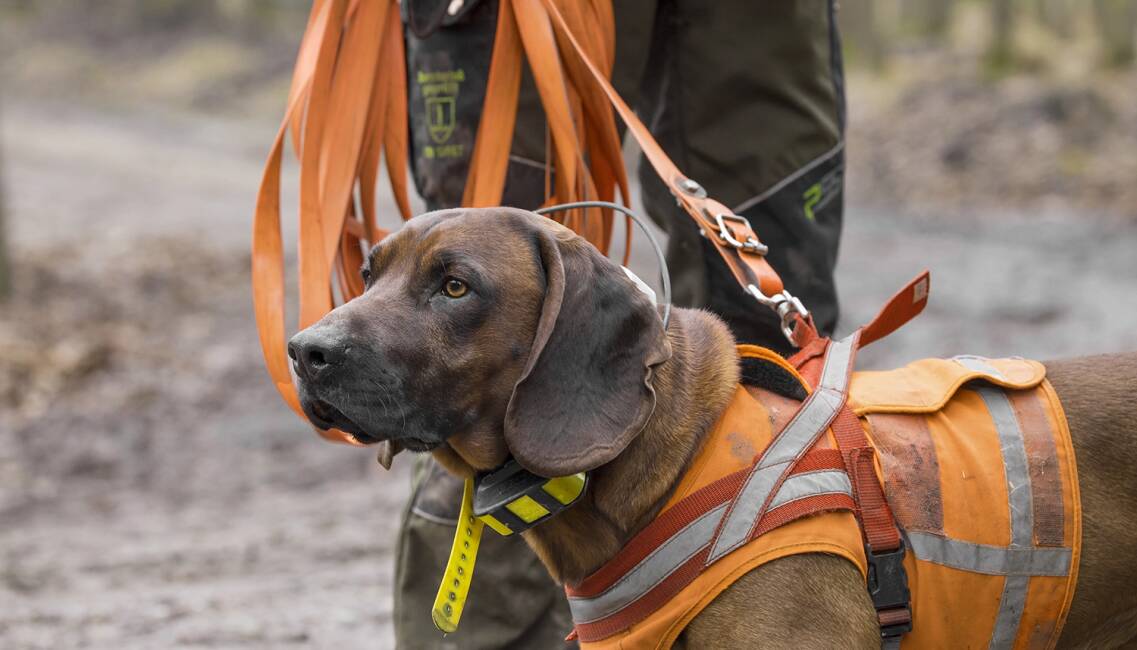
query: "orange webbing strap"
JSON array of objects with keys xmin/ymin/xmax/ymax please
[
  {"xmin": 790, "ymin": 271, "xmax": 931, "ymax": 555},
  {"xmin": 539, "ymin": 0, "xmax": 793, "ymax": 321},
  {"xmin": 831, "ymin": 405, "xmax": 912, "ymax": 637},
  {"xmin": 463, "ymin": 0, "xmax": 629, "ymax": 258},
  {"xmin": 859, "ymin": 271, "xmax": 930, "ymax": 349},
  {"xmin": 831, "ymin": 409, "xmax": 901, "ymax": 552},
  {"xmin": 785, "ymin": 273, "xmax": 929, "ymax": 638},
  {"xmin": 790, "ymin": 338, "xmax": 911, "ymax": 638},
  {"xmin": 253, "ymin": 0, "xmax": 411, "ymax": 445},
  {"xmin": 790, "ymin": 271, "xmax": 931, "ymax": 380},
  {"xmin": 564, "ymin": 450, "xmax": 853, "ymax": 642},
  {"xmin": 254, "ymin": 0, "xmax": 631, "ymax": 444}
]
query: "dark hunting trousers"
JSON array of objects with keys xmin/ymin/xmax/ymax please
[{"xmin": 396, "ymin": 1, "xmax": 846, "ymax": 646}]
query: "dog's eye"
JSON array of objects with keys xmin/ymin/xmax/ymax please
[
  {"xmin": 442, "ymin": 278, "xmax": 468, "ymax": 299},
  {"xmin": 361, "ymin": 267, "xmax": 371, "ymax": 284}
]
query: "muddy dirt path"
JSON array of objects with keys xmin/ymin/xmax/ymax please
[{"xmin": 1, "ymin": 99, "xmax": 1135, "ymax": 649}]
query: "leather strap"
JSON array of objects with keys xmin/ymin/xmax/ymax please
[
  {"xmin": 539, "ymin": 0, "xmax": 788, "ymax": 303},
  {"xmin": 253, "ymin": 0, "xmax": 411, "ymax": 445},
  {"xmin": 565, "ymin": 449, "xmax": 854, "ymax": 642},
  {"xmin": 463, "ymin": 0, "xmax": 629, "ymax": 255}
]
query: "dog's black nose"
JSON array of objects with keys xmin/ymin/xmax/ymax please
[{"xmin": 288, "ymin": 329, "xmax": 346, "ymax": 380}]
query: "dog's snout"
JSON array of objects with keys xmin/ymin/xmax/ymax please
[{"xmin": 288, "ymin": 329, "xmax": 347, "ymax": 381}]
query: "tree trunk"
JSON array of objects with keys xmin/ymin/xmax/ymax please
[
  {"xmin": 841, "ymin": 0, "xmax": 886, "ymax": 70},
  {"xmin": 0, "ymin": 145, "xmax": 9, "ymax": 303},
  {"xmin": 987, "ymin": 0, "xmax": 1016, "ymax": 71},
  {"xmin": 1036, "ymin": 0, "xmax": 1074, "ymax": 39},
  {"xmin": 1094, "ymin": 0, "xmax": 1137, "ymax": 66},
  {"xmin": 925, "ymin": 0, "xmax": 953, "ymax": 41}
]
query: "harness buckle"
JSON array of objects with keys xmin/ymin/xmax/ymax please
[
  {"xmin": 866, "ymin": 540, "xmax": 913, "ymax": 640},
  {"xmin": 714, "ymin": 213, "xmax": 769, "ymax": 254},
  {"xmin": 472, "ymin": 460, "xmax": 589, "ymax": 536}
]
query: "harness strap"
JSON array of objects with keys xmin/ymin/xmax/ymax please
[
  {"xmin": 565, "ymin": 278, "xmax": 931, "ymax": 642},
  {"xmin": 705, "ymin": 331, "xmax": 859, "ymax": 564},
  {"xmin": 788, "ymin": 274, "xmax": 929, "ymax": 643},
  {"xmin": 253, "ymin": 0, "xmax": 410, "ymax": 445},
  {"xmin": 565, "ymin": 448, "xmax": 853, "ymax": 642},
  {"xmin": 832, "ymin": 406, "xmax": 912, "ymax": 640}
]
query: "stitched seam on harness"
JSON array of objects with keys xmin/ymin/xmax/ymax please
[{"xmin": 569, "ymin": 505, "xmax": 725, "ymax": 607}]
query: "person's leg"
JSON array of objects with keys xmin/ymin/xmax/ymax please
[
  {"xmin": 396, "ymin": 2, "xmax": 655, "ymax": 647},
  {"xmin": 393, "ymin": 458, "xmax": 575, "ymax": 649},
  {"xmin": 400, "ymin": 5, "xmax": 576, "ymax": 647},
  {"xmin": 637, "ymin": 0, "xmax": 846, "ymax": 353},
  {"xmin": 394, "ymin": 3, "xmax": 846, "ymax": 646}
]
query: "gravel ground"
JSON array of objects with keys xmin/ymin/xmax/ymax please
[
  {"xmin": 1, "ymin": 90, "xmax": 1135, "ymax": 650},
  {"xmin": 845, "ymin": 58, "xmax": 1137, "ymax": 221},
  {"xmin": 0, "ymin": 100, "xmax": 414, "ymax": 649}
]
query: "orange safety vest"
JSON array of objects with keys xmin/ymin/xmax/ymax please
[{"xmin": 567, "ymin": 346, "xmax": 1080, "ymax": 650}]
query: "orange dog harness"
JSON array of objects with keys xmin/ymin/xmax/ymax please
[{"xmin": 566, "ymin": 341, "xmax": 1081, "ymax": 649}]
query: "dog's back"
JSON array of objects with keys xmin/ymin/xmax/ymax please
[{"xmin": 1045, "ymin": 354, "xmax": 1137, "ymax": 647}]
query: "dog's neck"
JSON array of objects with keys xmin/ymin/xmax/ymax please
[{"xmin": 521, "ymin": 308, "xmax": 740, "ymax": 586}]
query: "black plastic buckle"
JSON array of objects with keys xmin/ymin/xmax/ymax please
[
  {"xmin": 471, "ymin": 460, "xmax": 589, "ymax": 535},
  {"xmin": 866, "ymin": 540, "xmax": 912, "ymax": 638}
]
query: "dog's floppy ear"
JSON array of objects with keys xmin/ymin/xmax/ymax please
[{"xmin": 504, "ymin": 223, "xmax": 672, "ymax": 477}]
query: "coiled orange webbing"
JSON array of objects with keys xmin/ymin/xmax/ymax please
[
  {"xmin": 252, "ymin": 0, "xmax": 791, "ymax": 444},
  {"xmin": 254, "ymin": 0, "xmax": 412, "ymax": 444}
]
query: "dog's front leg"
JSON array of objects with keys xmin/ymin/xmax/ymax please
[{"xmin": 674, "ymin": 554, "xmax": 878, "ymax": 649}]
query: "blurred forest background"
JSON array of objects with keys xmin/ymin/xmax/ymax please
[{"xmin": 1, "ymin": 1, "xmax": 1135, "ymax": 648}]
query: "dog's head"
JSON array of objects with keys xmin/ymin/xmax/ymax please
[{"xmin": 288, "ymin": 208, "xmax": 671, "ymax": 476}]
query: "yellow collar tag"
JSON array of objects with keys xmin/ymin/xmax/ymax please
[
  {"xmin": 472, "ymin": 460, "xmax": 589, "ymax": 536},
  {"xmin": 431, "ymin": 478, "xmax": 484, "ymax": 633},
  {"xmin": 431, "ymin": 468, "xmax": 590, "ymax": 633}
]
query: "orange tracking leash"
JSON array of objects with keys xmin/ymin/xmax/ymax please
[{"xmin": 253, "ymin": 0, "xmax": 800, "ymax": 446}]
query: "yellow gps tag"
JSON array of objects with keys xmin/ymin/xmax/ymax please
[{"xmin": 431, "ymin": 478, "xmax": 484, "ymax": 634}]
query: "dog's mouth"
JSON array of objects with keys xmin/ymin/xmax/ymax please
[
  {"xmin": 398, "ymin": 437, "xmax": 441, "ymax": 452},
  {"xmin": 306, "ymin": 398, "xmax": 375, "ymax": 442},
  {"xmin": 305, "ymin": 398, "xmax": 439, "ymax": 451}
]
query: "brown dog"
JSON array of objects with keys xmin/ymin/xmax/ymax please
[{"xmin": 288, "ymin": 208, "xmax": 1137, "ymax": 647}]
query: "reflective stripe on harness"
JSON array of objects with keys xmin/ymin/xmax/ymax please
[
  {"xmin": 706, "ymin": 333, "xmax": 858, "ymax": 564},
  {"xmin": 567, "ymin": 336, "xmax": 865, "ymax": 641},
  {"xmin": 567, "ymin": 467, "xmax": 854, "ymax": 625}
]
